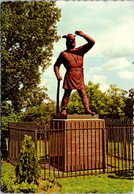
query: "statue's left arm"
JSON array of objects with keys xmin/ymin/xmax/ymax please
[{"xmin": 75, "ymin": 31, "xmax": 95, "ymax": 54}]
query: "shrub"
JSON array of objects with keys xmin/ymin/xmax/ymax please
[
  {"xmin": 42, "ymin": 181, "xmax": 53, "ymax": 191},
  {"xmin": 1, "ymin": 162, "xmax": 38, "ymax": 193},
  {"xmin": 16, "ymin": 135, "xmax": 41, "ymax": 184},
  {"xmin": 1, "ymin": 163, "xmax": 17, "ymax": 193},
  {"xmin": 16, "ymin": 181, "xmax": 37, "ymax": 193},
  {"xmin": 42, "ymin": 178, "xmax": 57, "ymax": 191}
]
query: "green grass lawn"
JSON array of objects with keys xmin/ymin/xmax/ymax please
[
  {"xmin": 37, "ymin": 172, "xmax": 133, "ymax": 193},
  {"xmin": 2, "ymin": 161, "xmax": 133, "ymax": 193},
  {"xmin": 57, "ymin": 174, "xmax": 133, "ymax": 193},
  {"xmin": 6, "ymin": 138, "xmax": 133, "ymax": 193}
]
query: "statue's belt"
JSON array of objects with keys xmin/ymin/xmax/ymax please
[{"xmin": 67, "ymin": 67, "xmax": 83, "ymax": 72}]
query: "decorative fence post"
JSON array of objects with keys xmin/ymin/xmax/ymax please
[{"xmin": 102, "ymin": 128, "xmax": 106, "ymax": 173}]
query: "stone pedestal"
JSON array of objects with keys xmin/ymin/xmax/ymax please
[{"xmin": 49, "ymin": 115, "xmax": 106, "ymax": 172}]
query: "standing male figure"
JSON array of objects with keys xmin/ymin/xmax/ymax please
[{"xmin": 54, "ymin": 31, "xmax": 95, "ymax": 115}]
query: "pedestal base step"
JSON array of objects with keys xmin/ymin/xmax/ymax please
[{"xmin": 53, "ymin": 114, "xmax": 99, "ymax": 120}]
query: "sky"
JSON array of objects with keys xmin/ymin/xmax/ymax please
[{"xmin": 40, "ymin": 1, "xmax": 134, "ymax": 102}]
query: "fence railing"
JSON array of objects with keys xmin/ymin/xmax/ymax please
[
  {"xmin": 8, "ymin": 119, "xmax": 133, "ymax": 179},
  {"xmin": 105, "ymin": 126, "xmax": 133, "ymax": 174},
  {"xmin": 8, "ymin": 122, "xmax": 38, "ymax": 165},
  {"xmin": 40, "ymin": 127, "xmax": 106, "ymax": 179}
]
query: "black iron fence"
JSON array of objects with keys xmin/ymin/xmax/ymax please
[
  {"xmin": 8, "ymin": 119, "xmax": 133, "ymax": 179},
  {"xmin": 40, "ymin": 127, "xmax": 106, "ymax": 179},
  {"xmin": 8, "ymin": 122, "xmax": 38, "ymax": 165}
]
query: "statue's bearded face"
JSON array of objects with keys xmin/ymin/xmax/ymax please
[{"xmin": 66, "ymin": 34, "xmax": 76, "ymax": 49}]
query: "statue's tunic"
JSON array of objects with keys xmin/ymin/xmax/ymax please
[
  {"xmin": 56, "ymin": 45, "xmax": 87, "ymax": 90},
  {"xmin": 63, "ymin": 67, "xmax": 85, "ymax": 89}
]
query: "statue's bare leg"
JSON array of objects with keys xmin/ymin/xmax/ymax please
[
  {"xmin": 78, "ymin": 89, "xmax": 95, "ymax": 115},
  {"xmin": 61, "ymin": 89, "xmax": 72, "ymax": 115}
]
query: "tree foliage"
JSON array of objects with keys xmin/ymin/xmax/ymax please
[
  {"xmin": 1, "ymin": 0, "xmax": 61, "ymax": 112},
  {"xmin": 22, "ymin": 100, "xmax": 56, "ymax": 125},
  {"xmin": 68, "ymin": 81, "xmax": 129, "ymax": 119},
  {"xmin": 22, "ymin": 86, "xmax": 49, "ymax": 111},
  {"xmin": 16, "ymin": 135, "xmax": 41, "ymax": 184},
  {"xmin": 105, "ymin": 84, "xmax": 128, "ymax": 118},
  {"xmin": 124, "ymin": 88, "xmax": 134, "ymax": 119}
]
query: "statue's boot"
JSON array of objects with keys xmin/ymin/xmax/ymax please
[
  {"xmin": 78, "ymin": 89, "xmax": 95, "ymax": 115},
  {"xmin": 61, "ymin": 89, "xmax": 71, "ymax": 115},
  {"xmin": 60, "ymin": 109, "xmax": 67, "ymax": 115}
]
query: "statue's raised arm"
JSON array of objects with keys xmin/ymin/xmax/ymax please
[{"xmin": 75, "ymin": 31, "xmax": 95, "ymax": 54}]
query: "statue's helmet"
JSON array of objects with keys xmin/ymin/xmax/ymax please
[
  {"xmin": 62, "ymin": 34, "xmax": 76, "ymax": 40},
  {"xmin": 62, "ymin": 33, "xmax": 76, "ymax": 48}
]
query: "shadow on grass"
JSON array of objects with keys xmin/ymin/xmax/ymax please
[{"xmin": 108, "ymin": 172, "xmax": 133, "ymax": 180}]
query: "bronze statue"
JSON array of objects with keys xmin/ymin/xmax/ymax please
[{"xmin": 54, "ymin": 31, "xmax": 95, "ymax": 115}]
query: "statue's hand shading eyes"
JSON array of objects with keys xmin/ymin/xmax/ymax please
[{"xmin": 75, "ymin": 31, "xmax": 85, "ymax": 36}]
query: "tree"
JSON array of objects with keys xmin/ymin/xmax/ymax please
[
  {"xmin": 22, "ymin": 100, "xmax": 56, "ymax": 125},
  {"xmin": 124, "ymin": 88, "xmax": 134, "ymax": 119},
  {"xmin": 16, "ymin": 135, "xmax": 41, "ymax": 184},
  {"xmin": 1, "ymin": 101, "xmax": 14, "ymax": 116},
  {"xmin": 68, "ymin": 90, "xmax": 85, "ymax": 114},
  {"xmin": 105, "ymin": 84, "xmax": 128, "ymax": 118},
  {"xmin": 22, "ymin": 86, "xmax": 49, "ymax": 110},
  {"xmin": 1, "ymin": 0, "xmax": 61, "ymax": 112},
  {"xmin": 68, "ymin": 81, "xmax": 128, "ymax": 119},
  {"xmin": 68, "ymin": 81, "xmax": 107, "ymax": 116}
]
